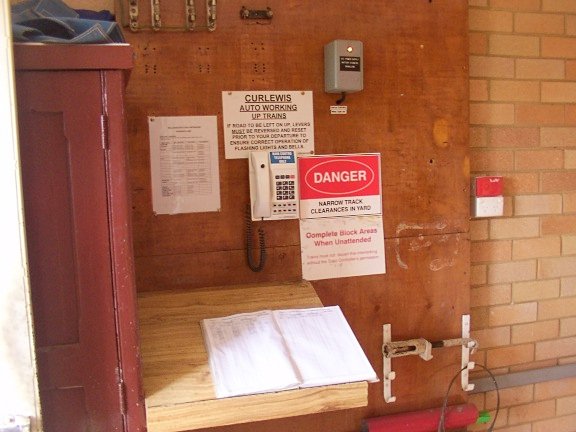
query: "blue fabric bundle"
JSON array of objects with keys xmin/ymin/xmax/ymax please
[{"xmin": 12, "ymin": 0, "xmax": 125, "ymax": 44}]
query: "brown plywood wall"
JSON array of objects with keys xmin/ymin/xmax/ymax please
[{"xmin": 123, "ymin": 0, "xmax": 470, "ymax": 430}]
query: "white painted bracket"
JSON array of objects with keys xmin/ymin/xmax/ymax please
[
  {"xmin": 382, "ymin": 314, "xmax": 477, "ymax": 403},
  {"xmin": 151, "ymin": 0, "xmax": 161, "ymax": 30},
  {"xmin": 461, "ymin": 314, "xmax": 476, "ymax": 392},
  {"xmin": 382, "ymin": 323, "xmax": 396, "ymax": 403}
]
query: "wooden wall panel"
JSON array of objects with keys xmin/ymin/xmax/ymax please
[{"xmin": 123, "ymin": 0, "xmax": 469, "ymax": 430}]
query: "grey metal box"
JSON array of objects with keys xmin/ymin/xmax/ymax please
[{"xmin": 324, "ymin": 40, "xmax": 364, "ymax": 94}]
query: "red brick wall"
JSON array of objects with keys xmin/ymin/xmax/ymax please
[{"xmin": 468, "ymin": 0, "xmax": 576, "ymax": 430}]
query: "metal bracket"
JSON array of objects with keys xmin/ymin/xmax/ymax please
[
  {"xmin": 382, "ymin": 324, "xmax": 397, "ymax": 403},
  {"xmin": 151, "ymin": 0, "xmax": 162, "ymax": 30},
  {"xmin": 382, "ymin": 314, "xmax": 477, "ymax": 403},
  {"xmin": 128, "ymin": 0, "xmax": 139, "ymax": 31},
  {"xmin": 207, "ymin": 0, "xmax": 217, "ymax": 31},
  {"xmin": 240, "ymin": 6, "xmax": 273, "ymax": 20},
  {"xmin": 124, "ymin": 0, "xmax": 215, "ymax": 32},
  {"xmin": 185, "ymin": 0, "xmax": 196, "ymax": 30},
  {"xmin": 461, "ymin": 314, "xmax": 476, "ymax": 392}
]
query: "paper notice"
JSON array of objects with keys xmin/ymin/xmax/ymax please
[{"xmin": 148, "ymin": 116, "xmax": 220, "ymax": 215}]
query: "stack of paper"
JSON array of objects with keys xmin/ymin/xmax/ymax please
[{"xmin": 201, "ymin": 306, "xmax": 378, "ymax": 398}]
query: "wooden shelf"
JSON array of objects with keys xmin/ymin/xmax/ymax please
[{"xmin": 138, "ymin": 281, "xmax": 369, "ymax": 432}]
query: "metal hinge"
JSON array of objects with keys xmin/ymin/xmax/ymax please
[
  {"xmin": 100, "ymin": 115, "xmax": 110, "ymax": 150},
  {"xmin": 118, "ymin": 380, "xmax": 127, "ymax": 416}
]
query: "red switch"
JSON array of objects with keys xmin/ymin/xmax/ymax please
[{"xmin": 474, "ymin": 176, "xmax": 503, "ymax": 197}]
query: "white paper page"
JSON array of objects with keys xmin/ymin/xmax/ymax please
[
  {"xmin": 201, "ymin": 310, "xmax": 301, "ymax": 398},
  {"xmin": 148, "ymin": 115, "xmax": 221, "ymax": 214},
  {"xmin": 273, "ymin": 306, "xmax": 378, "ymax": 388}
]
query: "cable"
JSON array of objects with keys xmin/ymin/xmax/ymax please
[
  {"xmin": 437, "ymin": 364, "xmax": 500, "ymax": 432},
  {"xmin": 245, "ymin": 204, "xmax": 266, "ymax": 272},
  {"xmin": 336, "ymin": 91, "xmax": 347, "ymax": 105}
]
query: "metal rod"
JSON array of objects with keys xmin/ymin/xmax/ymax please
[{"xmin": 470, "ymin": 363, "xmax": 576, "ymax": 394}]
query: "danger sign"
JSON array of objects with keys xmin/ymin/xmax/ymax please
[{"xmin": 298, "ymin": 154, "xmax": 382, "ymax": 219}]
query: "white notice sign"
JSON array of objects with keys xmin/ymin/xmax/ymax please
[
  {"xmin": 222, "ymin": 91, "xmax": 315, "ymax": 159},
  {"xmin": 148, "ymin": 116, "xmax": 221, "ymax": 215},
  {"xmin": 300, "ymin": 216, "xmax": 386, "ymax": 281}
]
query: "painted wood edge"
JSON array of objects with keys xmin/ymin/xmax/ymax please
[{"xmin": 13, "ymin": 44, "xmax": 133, "ymax": 71}]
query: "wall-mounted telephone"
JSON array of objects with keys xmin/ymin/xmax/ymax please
[
  {"xmin": 249, "ymin": 150, "xmax": 299, "ymax": 221},
  {"xmin": 245, "ymin": 150, "xmax": 299, "ymax": 272}
]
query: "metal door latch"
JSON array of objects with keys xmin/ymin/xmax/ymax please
[
  {"xmin": 240, "ymin": 6, "xmax": 273, "ymax": 20},
  {"xmin": 382, "ymin": 314, "xmax": 478, "ymax": 403},
  {"xmin": 383, "ymin": 337, "xmax": 434, "ymax": 361}
]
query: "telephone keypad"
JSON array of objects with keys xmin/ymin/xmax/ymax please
[{"xmin": 272, "ymin": 174, "xmax": 297, "ymax": 215}]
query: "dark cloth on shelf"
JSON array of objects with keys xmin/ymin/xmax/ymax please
[{"xmin": 12, "ymin": 0, "xmax": 125, "ymax": 44}]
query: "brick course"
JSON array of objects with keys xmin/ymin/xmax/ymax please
[{"xmin": 469, "ymin": 2, "xmax": 576, "ymax": 430}]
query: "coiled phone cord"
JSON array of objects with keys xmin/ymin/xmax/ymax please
[{"xmin": 245, "ymin": 204, "xmax": 266, "ymax": 272}]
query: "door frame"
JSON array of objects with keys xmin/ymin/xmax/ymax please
[{"xmin": 0, "ymin": 3, "xmax": 41, "ymax": 431}]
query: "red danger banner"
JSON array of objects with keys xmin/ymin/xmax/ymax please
[{"xmin": 298, "ymin": 154, "xmax": 382, "ymax": 219}]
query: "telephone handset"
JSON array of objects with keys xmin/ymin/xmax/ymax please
[{"xmin": 249, "ymin": 150, "xmax": 299, "ymax": 221}]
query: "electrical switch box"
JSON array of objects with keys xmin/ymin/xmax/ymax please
[
  {"xmin": 324, "ymin": 40, "xmax": 364, "ymax": 94},
  {"xmin": 472, "ymin": 176, "xmax": 504, "ymax": 218}
]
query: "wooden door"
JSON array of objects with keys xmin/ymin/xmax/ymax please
[{"xmin": 17, "ymin": 71, "xmax": 124, "ymax": 432}]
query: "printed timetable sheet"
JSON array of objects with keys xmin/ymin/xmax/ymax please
[{"xmin": 148, "ymin": 115, "xmax": 221, "ymax": 215}]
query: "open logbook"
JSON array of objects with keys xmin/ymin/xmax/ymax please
[{"xmin": 201, "ymin": 306, "xmax": 378, "ymax": 398}]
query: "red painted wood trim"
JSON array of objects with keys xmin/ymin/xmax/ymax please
[
  {"xmin": 13, "ymin": 43, "xmax": 134, "ymax": 71},
  {"xmin": 102, "ymin": 69, "xmax": 147, "ymax": 431}
]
